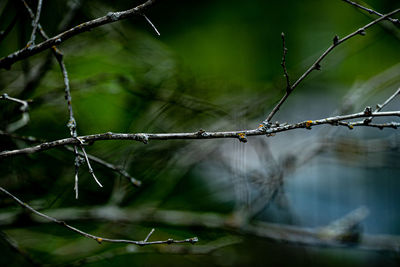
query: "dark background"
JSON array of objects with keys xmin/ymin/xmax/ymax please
[{"xmin": 0, "ymin": 0, "xmax": 399, "ymax": 266}]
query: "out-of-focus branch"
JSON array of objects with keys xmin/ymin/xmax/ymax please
[
  {"xmin": 263, "ymin": 8, "xmax": 400, "ymax": 124},
  {"xmin": 0, "ymin": 186, "xmax": 198, "ymax": 246},
  {"xmin": 0, "ymin": 231, "xmax": 39, "ymax": 266},
  {"xmin": 342, "ymin": 0, "xmax": 400, "ymax": 25},
  {"xmin": 63, "ymin": 237, "xmax": 242, "ymax": 266},
  {"xmin": 0, "ymin": 93, "xmax": 30, "ymax": 132},
  {"xmin": 2, "ymin": 205, "xmax": 399, "ymax": 253},
  {"xmin": 0, "ymin": 0, "xmax": 157, "ymax": 69},
  {"xmin": 0, "ymin": 14, "xmax": 18, "ymax": 43}
]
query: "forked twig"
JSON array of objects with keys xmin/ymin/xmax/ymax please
[
  {"xmin": 27, "ymin": 0, "xmax": 43, "ymax": 45},
  {"xmin": 264, "ymin": 8, "xmax": 400, "ymax": 124},
  {"xmin": 0, "ymin": 0, "xmax": 157, "ymax": 69}
]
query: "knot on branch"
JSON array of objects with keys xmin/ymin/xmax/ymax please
[
  {"xmin": 333, "ymin": 35, "xmax": 339, "ymax": 45},
  {"xmin": 106, "ymin": 12, "xmax": 121, "ymax": 21},
  {"xmin": 305, "ymin": 120, "xmax": 313, "ymax": 130},
  {"xmin": 196, "ymin": 129, "xmax": 207, "ymax": 137},
  {"xmin": 137, "ymin": 134, "xmax": 149, "ymax": 144},
  {"xmin": 358, "ymin": 29, "xmax": 366, "ymax": 36},
  {"xmin": 363, "ymin": 106, "xmax": 372, "ymax": 116},
  {"xmin": 237, "ymin": 132, "xmax": 247, "ymax": 143},
  {"xmin": 188, "ymin": 237, "xmax": 199, "ymax": 244},
  {"xmin": 74, "ymin": 155, "xmax": 85, "ymax": 166}
]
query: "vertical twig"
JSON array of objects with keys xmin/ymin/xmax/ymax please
[
  {"xmin": 280, "ymin": 32, "xmax": 291, "ymax": 92},
  {"xmin": 22, "ymin": 0, "xmax": 103, "ymax": 197}
]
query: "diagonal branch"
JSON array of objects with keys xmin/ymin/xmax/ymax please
[
  {"xmin": 342, "ymin": 0, "xmax": 400, "ymax": 25},
  {"xmin": 361, "ymin": 87, "xmax": 399, "ymax": 124},
  {"xmin": 0, "ymin": 0, "xmax": 157, "ymax": 69},
  {"xmin": 0, "ymin": 186, "xmax": 198, "ymax": 246},
  {"xmin": 374, "ymin": 87, "xmax": 400, "ymax": 113},
  {"xmin": 263, "ymin": 8, "xmax": 400, "ymax": 124}
]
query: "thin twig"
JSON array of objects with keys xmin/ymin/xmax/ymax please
[
  {"xmin": 362, "ymin": 87, "xmax": 400, "ymax": 124},
  {"xmin": 143, "ymin": 14, "xmax": 160, "ymax": 36},
  {"xmin": 27, "ymin": 0, "xmax": 43, "ymax": 45},
  {"xmin": 65, "ymin": 146, "xmax": 141, "ymax": 187},
  {"xmin": 144, "ymin": 228, "xmax": 155, "ymax": 242},
  {"xmin": 264, "ymin": 8, "xmax": 400, "ymax": 124},
  {"xmin": 0, "ymin": 186, "xmax": 198, "ymax": 246},
  {"xmin": 1, "ymin": 110, "xmax": 399, "ymax": 159},
  {"xmin": 76, "ymin": 138, "xmax": 103, "ymax": 188},
  {"xmin": 56, "ymin": 53, "xmax": 87, "ymax": 197},
  {"xmin": 0, "ymin": 93, "xmax": 30, "ymax": 132},
  {"xmin": 342, "ymin": 0, "xmax": 400, "ymax": 25},
  {"xmin": 0, "ymin": 0, "xmax": 157, "ymax": 69},
  {"xmin": 21, "ymin": 0, "xmax": 102, "ymax": 197},
  {"xmin": 375, "ymin": 87, "xmax": 400, "ymax": 113},
  {"xmin": 280, "ymin": 32, "xmax": 290, "ymax": 91}
]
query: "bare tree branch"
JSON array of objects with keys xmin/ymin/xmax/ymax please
[
  {"xmin": 0, "ymin": 0, "xmax": 157, "ymax": 69},
  {"xmin": 21, "ymin": 0, "xmax": 104, "ymax": 197},
  {"xmin": 375, "ymin": 87, "xmax": 400, "ymax": 113},
  {"xmin": 263, "ymin": 8, "xmax": 400, "ymax": 124},
  {"xmin": 0, "ymin": 109, "xmax": 399, "ymax": 159},
  {"xmin": 0, "ymin": 186, "xmax": 198, "ymax": 246}
]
